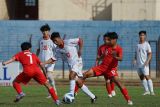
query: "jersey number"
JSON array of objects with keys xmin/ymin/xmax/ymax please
[{"xmin": 27, "ymin": 54, "xmax": 33, "ymax": 64}]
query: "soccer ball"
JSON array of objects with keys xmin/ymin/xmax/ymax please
[{"xmin": 63, "ymin": 93, "xmax": 75, "ymax": 104}]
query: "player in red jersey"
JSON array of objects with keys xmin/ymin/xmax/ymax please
[
  {"xmin": 77, "ymin": 32, "xmax": 133, "ymax": 105},
  {"xmin": 74, "ymin": 33, "xmax": 116, "ymax": 98},
  {"xmin": 96, "ymin": 33, "xmax": 116, "ymax": 98},
  {"xmin": 2, "ymin": 42, "xmax": 61, "ymax": 106}
]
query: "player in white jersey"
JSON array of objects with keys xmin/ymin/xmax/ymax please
[
  {"xmin": 133, "ymin": 31, "xmax": 155, "ymax": 95},
  {"xmin": 43, "ymin": 32, "xmax": 97, "ymax": 103},
  {"xmin": 36, "ymin": 24, "xmax": 57, "ymax": 98}
]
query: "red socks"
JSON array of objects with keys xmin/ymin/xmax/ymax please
[
  {"xmin": 106, "ymin": 83, "xmax": 112, "ymax": 94},
  {"xmin": 121, "ymin": 88, "xmax": 130, "ymax": 101},
  {"xmin": 48, "ymin": 88, "xmax": 58, "ymax": 101},
  {"xmin": 13, "ymin": 82, "xmax": 22, "ymax": 94},
  {"xmin": 111, "ymin": 82, "xmax": 115, "ymax": 91},
  {"xmin": 74, "ymin": 84, "xmax": 79, "ymax": 94}
]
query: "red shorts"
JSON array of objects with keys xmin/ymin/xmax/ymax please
[
  {"xmin": 14, "ymin": 70, "xmax": 47, "ymax": 85},
  {"xmin": 92, "ymin": 65, "xmax": 118, "ymax": 79}
]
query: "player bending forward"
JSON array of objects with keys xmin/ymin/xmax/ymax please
[
  {"xmin": 43, "ymin": 32, "xmax": 97, "ymax": 103},
  {"xmin": 2, "ymin": 42, "xmax": 61, "ymax": 106},
  {"xmin": 77, "ymin": 32, "xmax": 133, "ymax": 105}
]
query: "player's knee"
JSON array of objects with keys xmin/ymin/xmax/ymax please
[
  {"xmin": 44, "ymin": 81, "xmax": 51, "ymax": 89},
  {"xmin": 76, "ymin": 79, "xmax": 83, "ymax": 88},
  {"xmin": 69, "ymin": 71, "xmax": 76, "ymax": 80}
]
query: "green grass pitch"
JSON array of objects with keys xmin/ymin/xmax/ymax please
[{"xmin": 0, "ymin": 85, "xmax": 159, "ymax": 107}]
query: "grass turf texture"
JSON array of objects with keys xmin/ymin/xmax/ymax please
[{"xmin": 0, "ymin": 86, "xmax": 159, "ymax": 107}]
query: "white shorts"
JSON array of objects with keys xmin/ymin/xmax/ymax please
[
  {"xmin": 137, "ymin": 66, "xmax": 149, "ymax": 76},
  {"xmin": 69, "ymin": 58, "xmax": 83, "ymax": 77},
  {"xmin": 45, "ymin": 63, "xmax": 55, "ymax": 72}
]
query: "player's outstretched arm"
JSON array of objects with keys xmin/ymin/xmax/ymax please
[
  {"xmin": 2, "ymin": 57, "xmax": 16, "ymax": 66},
  {"xmin": 78, "ymin": 38, "xmax": 83, "ymax": 57},
  {"xmin": 42, "ymin": 58, "xmax": 56, "ymax": 65}
]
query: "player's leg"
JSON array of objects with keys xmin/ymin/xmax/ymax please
[
  {"xmin": 46, "ymin": 64, "xmax": 57, "ymax": 93},
  {"xmin": 104, "ymin": 77, "xmax": 112, "ymax": 98},
  {"xmin": 110, "ymin": 80, "xmax": 116, "ymax": 96},
  {"xmin": 143, "ymin": 66, "xmax": 155, "ymax": 95},
  {"xmin": 74, "ymin": 76, "xmax": 79, "ymax": 96},
  {"xmin": 138, "ymin": 68, "xmax": 150, "ymax": 95},
  {"xmin": 111, "ymin": 76, "xmax": 133, "ymax": 105},
  {"xmin": 76, "ymin": 68, "xmax": 99, "ymax": 103},
  {"xmin": 12, "ymin": 72, "xmax": 30, "ymax": 102},
  {"xmin": 34, "ymin": 71, "xmax": 61, "ymax": 105},
  {"xmin": 69, "ymin": 70, "xmax": 77, "ymax": 95}
]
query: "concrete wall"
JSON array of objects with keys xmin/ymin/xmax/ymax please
[{"xmin": 0, "ymin": 0, "xmax": 9, "ymax": 20}]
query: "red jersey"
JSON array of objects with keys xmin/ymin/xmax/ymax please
[
  {"xmin": 14, "ymin": 50, "xmax": 41, "ymax": 75},
  {"xmin": 101, "ymin": 45, "xmax": 123, "ymax": 69},
  {"xmin": 97, "ymin": 44, "xmax": 106, "ymax": 56}
]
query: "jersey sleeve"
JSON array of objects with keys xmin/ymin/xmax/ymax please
[
  {"xmin": 117, "ymin": 47, "xmax": 123, "ymax": 57},
  {"xmin": 146, "ymin": 42, "xmax": 152, "ymax": 53},
  {"xmin": 13, "ymin": 53, "xmax": 20, "ymax": 61},
  {"xmin": 67, "ymin": 38, "xmax": 80, "ymax": 47}
]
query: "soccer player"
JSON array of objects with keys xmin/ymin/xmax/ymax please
[
  {"xmin": 36, "ymin": 24, "xmax": 57, "ymax": 98},
  {"xmin": 96, "ymin": 33, "xmax": 116, "ymax": 98},
  {"xmin": 77, "ymin": 32, "xmax": 133, "ymax": 105},
  {"xmin": 2, "ymin": 42, "xmax": 61, "ymax": 105},
  {"xmin": 133, "ymin": 31, "xmax": 155, "ymax": 95},
  {"xmin": 43, "ymin": 32, "xmax": 97, "ymax": 103}
]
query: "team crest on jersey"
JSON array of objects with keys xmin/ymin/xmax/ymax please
[{"xmin": 105, "ymin": 49, "xmax": 108, "ymax": 55}]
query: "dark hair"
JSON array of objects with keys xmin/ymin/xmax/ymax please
[
  {"xmin": 21, "ymin": 42, "xmax": 32, "ymax": 51},
  {"xmin": 40, "ymin": 24, "xmax": 50, "ymax": 32},
  {"xmin": 139, "ymin": 31, "xmax": 146, "ymax": 35},
  {"xmin": 51, "ymin": 32, "xmax": 61, "ymax": 40},
  {"xmin": 103, "ymin": 33, "xmax": 110, "ymax": 38},
  {"xmin": 108, "ymin": 32, "xmax": 118, "ymax": 39}
]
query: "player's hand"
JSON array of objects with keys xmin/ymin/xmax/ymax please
[
  {"xmin": 144, "ymin": 61, "xmax": 149, "ymax": 66},
  {"xmin": 2, "ymin": 61, "xmax": 6, "ymax": 66},
  {"xmin": 40, "ymin": 62, "xmax": 45, "ymax": 66},
  {"xmin": 112, "ymin": 51, "xmax": 117, "ymax": 58}
]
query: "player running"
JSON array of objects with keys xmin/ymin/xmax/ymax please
[
  {"xmin": 96, "ymin": 33, "xmax": 116, "ymax": 98},
  {"xmin": 43, "ymin": 32, "xmax": 97, "ymax": 103},
  {"xmin": 2, "ymin": 42, "xmax": 61, "ymax": 106},
  {"xmin": 77, "ymin": 32, "xmax": 133, "ymax": 105},
  {"xmin": 133, "ymin": 31, "xmax": 155, "ymax": 95},
  {"xmin": 36, "ymin": 24, "xmax": 57, "ymax": 98}
]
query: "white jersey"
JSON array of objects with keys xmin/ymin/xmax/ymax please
[
  {"xmin": 55, "ymin": 38, "xmax": 80, "ymax": 66},
  {"xmin": 136, "ymin": 41, "xmax": 152, "ymax": 68},
  {"xmin": 54, "ymin": 38, "xmax": 83, "ymax": 76},
  {"xmin": 39, "ymin": 38, "xmax": 56, "ymax": 62}
]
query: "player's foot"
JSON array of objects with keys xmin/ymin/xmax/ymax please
[
  {"xmin": 111, "ymin": 91, "xmax": 116, "ymax": 96},
  {"xmin": 46, "ymin": 95, "xmax": 51, "ymax": 99},
  {"xmin": 151, "ymin": 92, "xmax": 155, "ymax": 96},
  {"xmin": 108, "ymin": 94, "xmax": 112, "ymax": 98},
  {"xmin": 74, "ymin": 92, "xmax": 78, "ymax": 97},
  {"xmin": 14, "ymin": 92, "xmax": 26, "ymax": 103},
  {"xmin": 127, "ymin": 100, "xmax": 133, "ymax": 105},
  {"xmin": 55, "ymin": 100, "xmax": 62, "ymax": 106},
  {"xmin": 91, "ymin": 96, "xmax": 97, "ymax": 104},
  {"xmin": 142, "ymin": 91, "xmax": 150, "ymax": 95}
]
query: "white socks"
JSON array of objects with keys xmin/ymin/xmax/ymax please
[
  {"xmin": 147, "ymin": 79, "xmax": 154, "ymax": 93},
  {"xmin": 142, "ymin": 79, "xmax": 154, "ymax": 93},
  {"xmin": 81, "ymin": 85, "xmax": 95, "ymax": 99},
  {"xmin": 47, "ymin": 72, "xmax": 57, "ymax": 94},
  {"xmin": 142, "ymin": 79, "xmax": 149, "ymax": 92},
  {"xmin": 70, "ymin": 80, "xmax": 76, "ymax": 95}
]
